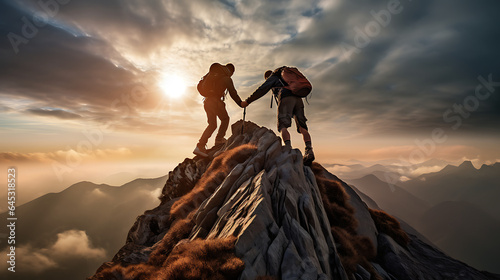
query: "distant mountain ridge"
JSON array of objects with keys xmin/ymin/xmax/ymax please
[
  {"xmin": 324, "ymin": 158, "xmax": 457, "ymax": 184},
  {"xmin": 401, "ymin": 160, "xmax": 500, "ymax": 221}
]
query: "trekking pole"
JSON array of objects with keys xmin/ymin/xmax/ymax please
[{"xmin": 241, "ymin": 107, "xmax": 246, "ymax": 134}]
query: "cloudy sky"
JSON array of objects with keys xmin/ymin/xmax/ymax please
[{"xmin": 1, "ymin": 0, "xmax": 500, "ymax": 204}]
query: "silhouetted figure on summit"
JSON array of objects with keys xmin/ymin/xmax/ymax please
[
  {"xmin": 241, "ymin": 66, "xmax": 315, "ymax": 165},
  {"xmin": 194, "ymin": 63, "xmax": 244, "ymax": 157}
]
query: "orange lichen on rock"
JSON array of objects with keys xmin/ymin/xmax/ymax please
[
  {"xmin": 94, "ymin": 235, "xmax": 243, "ymax": 280},
  {"xmin": 155, "ymin": 236, "xmax": 244, "ymax": 279},
  {"xmin": 369, "ymin": 208, "xmax": 410, "ymax": 247}
]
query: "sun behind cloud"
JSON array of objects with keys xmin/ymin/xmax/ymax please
[{"xmin": 158, "ymin": 73, "xmax": 187, "ymax": 98}]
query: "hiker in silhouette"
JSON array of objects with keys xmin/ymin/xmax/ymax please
[
  {"xmin": 241, "ymin": 66, "xmax": 315, "ymax": 165},
  {"xmin": 194, "ymin": 63, "xmax": 244, "ymax": 157}
]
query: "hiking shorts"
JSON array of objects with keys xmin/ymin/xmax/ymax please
[{"xmin": 277, "ymin": 96, "xmax": 308, "ymax": 133}]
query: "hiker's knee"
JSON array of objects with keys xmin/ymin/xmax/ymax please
[
  {"xmin": 220, "ymin": 114, "xmax": 229, "ymax": 123},
  {"xmin": 278, "ymin": 116, "xmax": 292, "ymax": 132},
  {"xmin": 206, "ymin": 122, "xmax": 217, "ymax": 132},
  {"xmin": 280, "ymin": 127, "xmax": 291, "ymax": 141},
  {"xmin": 299, "ymin": 126, "xmax": 310, "ymax": 136},
  {"xmin": 295, "ymin": 115, "xmax": 308, "ymax": 134}
]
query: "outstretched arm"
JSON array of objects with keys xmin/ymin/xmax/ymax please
[
  {"xmin": 245, "ymin": 76, "xmax": 282, "ymax": 105},
  {"xmin": 225, "ymin": 77, "xmax": 243, "ymax": 107}
]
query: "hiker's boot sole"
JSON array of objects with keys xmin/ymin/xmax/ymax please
[{"xmin": 193, "ymin": 147, "xmax": 209, "ymax": 158}]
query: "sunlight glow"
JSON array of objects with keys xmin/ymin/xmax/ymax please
[{"xmin": 158, "ymin": 73, "xmax": 187, "ymax": 98}]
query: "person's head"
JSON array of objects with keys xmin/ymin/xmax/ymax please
[
  {"xmin": 225, "ymin": 63, "xmax": 235, "ymax": 76},
  {"xmin": 264, "ymin": 70, "xmax": 273, "ymax": 79}
]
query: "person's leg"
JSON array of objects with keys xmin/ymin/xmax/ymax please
[
  {"xmin": 299, "ymin": 127, "xmax": 311, "ymax": 144},
  {"xmin": 293, "ymin": 97, "xmax": 314, "ymax": 165},
  {"xmin": 215, "ymin": 100, "xmax": 229, "ymax": 144},
  {"xmin": 277, "ymin": 97, "xmax": 294, "ymax": 147},
  {"xmin": 293, "ymin": 97, "xmax": 311, "ymax": 148},
  {"xmin": 198, "ymin": 99, "xmax": 218, "ymax": 148},
  {"xmin": 280, "ymin": 127, "xmax": 291, "ymax": 147}
]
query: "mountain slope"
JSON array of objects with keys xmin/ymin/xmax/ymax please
[
  {"xmin": 346, "ymin": 174, "xmax": 429, "ymax": 224},
  {"xmin": 418, "ymin": 201, "xmax": 500, "ymax": 273},
  {"xmin": 89, "ymin": 121, "xmax": 494, "ymax": 280}
]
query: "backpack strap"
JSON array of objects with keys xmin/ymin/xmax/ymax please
[
  {"xmin": 274, "ymin": 66, "xmax": 288, "ymax": 86},
  {"xmin": 305, "ymin": 87, "xmax": 313, "ymax": 104},
  {"xmin": 270, "ymin": 91, "xmax": 279, "ymax": 108}
]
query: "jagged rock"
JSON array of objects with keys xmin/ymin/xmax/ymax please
[
  {"xmin": 89, "ymin": 120, "xmax": 497, "ymax": 280},
  {"xmin": 160, "ymin": 157, "xmax": 210, "ymax": 202}
]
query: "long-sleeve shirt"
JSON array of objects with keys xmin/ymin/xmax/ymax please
[
  {"xmin": 245, "ymin": 73, "xmax": 294, "ymax": 104},
  {"xmin": 223, "ymin": 76, "xmax": 243, "ymax": 107}
]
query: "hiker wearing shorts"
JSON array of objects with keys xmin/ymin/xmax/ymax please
[
  {"xmin": 241, "ymin": 67, "xmax": 315, "ymax": 165},
  {"xmin": 194, "ymin": 63, "xmax": 243, "ymax": 157}
]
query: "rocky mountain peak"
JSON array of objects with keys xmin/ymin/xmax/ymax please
[
  {"xmin": 89, "ymin": 121, "xmax": 494, "ymax": 280},
  {"xmin": 458, "ymin": 160, "xmax": 476, "ymax": 170}
]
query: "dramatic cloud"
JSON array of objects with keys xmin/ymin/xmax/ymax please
[
  {"xmin": 404, "ymin": 165, "xmax": 448, "ymax": 177},
  {"xmin": 27, "ymin": 108, "xmax": 82, "ymax": 119},
  {"xmin": 327, "ymin": 165, "xmax": 353, "ymax": 175},
  {"xmin": 269, "ymin": 0, "xmax": 500, "ymax": 136},
  {"xmin": 145, "ymin": 187, "xmax": 163, "ymax": 201},
  {"xmin": 0, "ymin": 151, "xmax": 52, "ymax": 163},
  {"xmin": 1, "ymin": 0, "xmax": 499, "ymax": 184},
  {"xmin": 0, "ymin": 147, "xmax": 132, "ymax": 164},
  {"xmin": 90, "ymin": 188, "xmax": 108, "ymax": 198},
  {"xmin": 367, "ymin": 144, "xmax": 480, "ymax": 162},
  {"xmin": 0, "ymin": 230, "xmax": 105, "ymax": 273},
  {"xmin": 50, "ymin": 230, "xmax": 106, "ymax": 259},
  {"xmin": 0, "ymin": 246, "xmax": 58, "ymax": 273},
  {"xmin": 1, "ymin": 0, "xmax": 499, "ymax": 137}
]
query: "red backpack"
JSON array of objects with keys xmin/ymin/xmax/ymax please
[{"xmin": 281, "ymin": 67, "xmax": 312, "ymax": 97}]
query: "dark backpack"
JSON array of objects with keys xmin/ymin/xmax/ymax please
[
  {"xmin": 197, "ymin": 63, "xmax": 230, "ymax": 98},
  {"xmin": 280, "ymin": 67, "xmax": 312, "ymax": 97}
]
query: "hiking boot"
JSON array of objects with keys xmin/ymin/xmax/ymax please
[
  {"xmin": 193, "ymin": 144, "xmax": 208, "ymax": 158},
  {"xmin": 215, "ymin": 137, "xmax": 227, "ymax": 146},
  {"xmin": 303, "ymin": 147, "xmax": 315, "ymax": 166}
]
